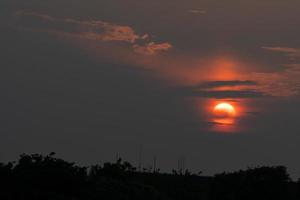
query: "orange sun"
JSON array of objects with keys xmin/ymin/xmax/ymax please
[{"xmin": 213, "ymin": 102, "xmax": 236, "ymax": 118}]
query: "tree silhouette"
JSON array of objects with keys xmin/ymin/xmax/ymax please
[
  {"xmin": 210, "ymin": 166, "xmax": 291, "ymax": 200},
  {"xmin": 0, "ymin": 153, "xmax": 299, "ymax": 200}
]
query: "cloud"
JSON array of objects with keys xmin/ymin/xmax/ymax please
[
  {"xmin": 133, "ymin": 42, "xmax": 172, "ymax": 55},
  {"xmin": 191, "ymin": 76, "xmax": 300, "ymax": 98},
  {"xmin": 255, "ymin": 46, "xmax": 300, "ymax": 96},
  {"xmin": 251, "ymin": 64, "xmax": 300, "ymax": 97},
  {"xmin": 84, "ymin": 23, "xmax": 139, "ymax": 43},
  {"xmin": 187, "ymin": 9, "xmax": 207, "ymax": 14},
  {"xmin": 262, "ymin": 47, "xmax": 300, "ymax": 59},
  {"xmin": 176, "ymin": 80, "xmax": 266, "ymax": 99},
  {"xmin": 14, "ymin": 11, "xmax": 172, "ymax": 55},
  {"xmin": 188, "ymin": 90, "xmax": 266, "ymax": 99},
  {"xmin": 14, "ymin": 11, "xmax": 140, "ymax": 43},
  {"xmin": 195, "ymin": 80, "xmax": 257, "ymax": 89}
]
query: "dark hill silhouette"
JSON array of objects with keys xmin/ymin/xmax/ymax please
[{"xmin": 0, "ymin": 153, "xmax": 299, "ymax": 200}]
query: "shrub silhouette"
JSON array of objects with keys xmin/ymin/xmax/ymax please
[
  {"xmin": 0, "ymin": 153, "xmax": 299, "ymax": 200},
  {"xmin": 210, "ymin": 166, "xmax": 291, "ymax": 200}
]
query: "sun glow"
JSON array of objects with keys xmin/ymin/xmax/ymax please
[{"xmin": 213, "ymin": 102, "xmax": 236, "ymax": 118}]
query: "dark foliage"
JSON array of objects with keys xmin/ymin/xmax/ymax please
[
  {"xmin": 211, "ymin": 166, "xmax": 292, "ymax": 200},
  {"xmin": 0, "ymin": 153, "xmax": 299, "ymax": 200}
]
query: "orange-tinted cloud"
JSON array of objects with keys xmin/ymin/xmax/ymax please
[
  {"xmin": 14, "ymin": 11, "xmax": 140, "ymax": 43},
  {"xmin": 14, "ymin": 11, "xmax": 172, "ymax": 55},
  {"xmin": 133, "ymin": 42, "xmax": 172, "ymax": 55}
]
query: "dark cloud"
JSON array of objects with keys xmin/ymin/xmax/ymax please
[
  {"xmin": 182, "ymin": 89, "xmax": 266, "ymax": 99},
  {"xmin": 175, "ymin": 80, "xmax": 264, "ymax": 98},
  {"xmin": 192, "ymin": 80, "xmax": 257, "ymax": 89}
]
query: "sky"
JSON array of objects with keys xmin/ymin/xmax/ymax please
[{"xmin": 1, "ymin": 0, "xmax": 300, "ymax": 178}]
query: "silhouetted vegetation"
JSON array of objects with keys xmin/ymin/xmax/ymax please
[{"xmin": 0, "ymin": 153, "xmax": 299, "ymax": 199}]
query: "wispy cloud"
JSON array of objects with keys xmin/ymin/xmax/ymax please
[
  {"xmin": 133, "ymin": 42, "xmax": 172, "ymax": 55},
  {"xmin": 14, "ymin": 11, "xmax": 172, "ymax": 55},
  {"xmin": 254, "ymin": 46, "xmax": 300, "ymax": 96},
  {"xmin": 187, "ymin": 9, "xmax": 207, "ymax": 14},
  {"xmin": 262, "ymin": 46, "xmax": 300, "ymax": 59},
  {"xmin": 251, "ymin": 64, "xmax": 300, "ymax": 97},
  {"xmin": 14, "ymin": 11, "xmax": 140, "ymax": 43}
]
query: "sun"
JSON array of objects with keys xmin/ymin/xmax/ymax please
[{"xmin": 213, "ymin": 102, "xmax": 236, "ymax": 118}]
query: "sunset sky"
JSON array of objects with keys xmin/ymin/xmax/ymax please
[{"xmin": 1, "ymin": 0, "xmax": 300, "ymax": 177}]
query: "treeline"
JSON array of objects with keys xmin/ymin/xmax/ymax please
[{"xmin": 0, "ymin": 153, "xmax": 299, "ymax": 200}]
